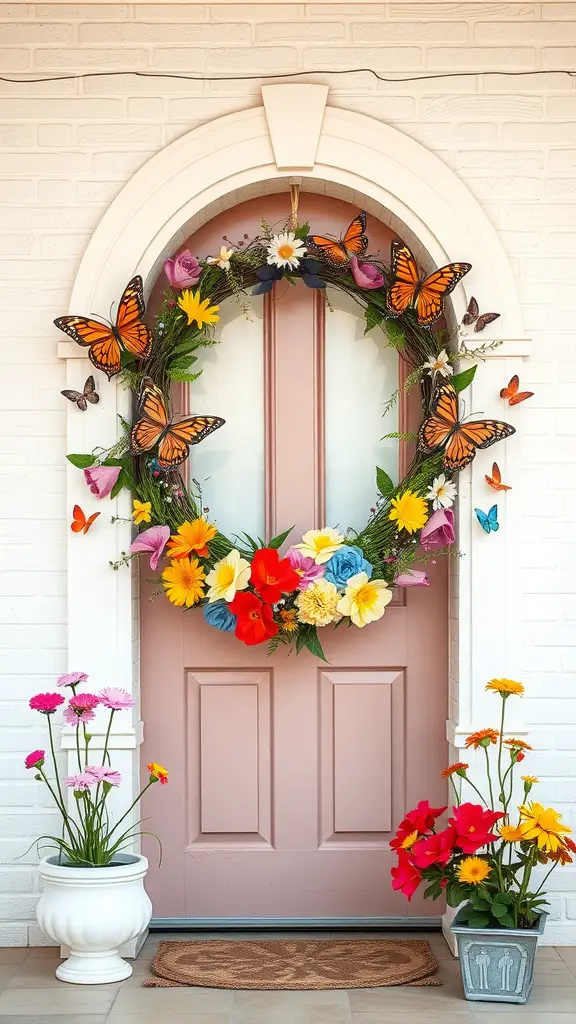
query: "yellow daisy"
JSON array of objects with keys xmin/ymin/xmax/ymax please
[
  {"xmin": 205, "ymin": 549, "xmax": 251, "ymax": 603},
  {"xmin": 167, "ymin": 518, "xmax": 217, "ymax": 559},
  {"xmin": 456, "ymin": 857, "xmax": 491, "ymax": 885},
  {"xmin": 337, "ymin": 572, "xmax": 392, "ymax": 628},
  {"xmin": 296, "ymin": 579, "xmax": 341, "ymax": 627},
  {"xmin": 499, "ymin": 824, "xmax": 524, "ymax": 843},
  {"xmin": 162, "ymin": 557, "xmax": 206, "ymax": 608},
  {"xmin": 519, "ymin": 802, "xmax": 572, "ymax": 852},
  {"xmin": 486, "ymin": 678, "xmax": 524, "ymax": 697},
  {"xmin": 295, "ymin": 527, "xmax": 345, "ymax": 565},
  {"xmin": 177, "ymin": 289, "xmax": 220, "ymax": 329},
  {"xmin": 132, "ymin": 499, "xmax": 152, "ymax": 525},
  {"xmin": 521, "ymin": 776, "xmax": 539, "ymax": 785},
  {"xmin": 388, "ymin": 490, "xmax": 428, "ymax": 534}
]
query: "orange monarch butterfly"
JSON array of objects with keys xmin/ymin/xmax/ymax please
[
  {"xmin": 418, "ymin": 380, "xmax": 515, "ymax": 472},
  {"xmin": 485, "ymin": 462, "xmax": 511, "ymax": 492},
  {"xmin": 500, "ymin": 374, "xmax": 534, "ymax": 406},
  {"xmin": 305, "ymin": 211, "xmax": 368, "ymax": 268},
  {"xmin": 54, "ymin": 276, "xmax": 152, "ymax": 380},
  {"xmin": 71, "ymin": 505, "xmax": 100, "ymax": 534},
  {"xmin": 130, "ymin": 377, "xmax": 225, "ymax": 471},
  {"xmin": 386, "ymin": 241, "xmax": 472, "ymax": 326}
]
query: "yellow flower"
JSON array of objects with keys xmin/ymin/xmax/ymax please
[
  {"xmin": 521, "ymin": 776, "xmax": 539, "ymax": 785},
  {"xmin": 167, "ymin": 518, "xmax": 217, "ymax": 560},
  {"xmin": 207, "ymin": 246, "xmax": 234, "ymax": 271},
  {"xmin": 177, "ymin": 289, "xmax": 220, "ymax": 329},
  {"xmin": 147, "ymin": 761, "xmax": 169, "ymax": 785},
  {"xmin": 457, "ymin": 857, "xmax": 491, "ymax": 885},
  {"xmin": 132, "ymin": 499, "xmax": 152, "ymax": 525},
  {"xmin": 486, "ymin": 678, "xmax": 524, "ymax": 697},
  {"xmin": 388, "ymin": 490, "xmax": 428, "ymax": 534},
  {"xmin": 162, "ymin": 557, "xmax": 206, "ymax": 607},
  {"xmin": 337, "ymin": 572, "xmax": 392, "ymax": 628},
  {"xmin": 295, "ymin": 527, "xmax": 345, "ymax": 565},
  {"xmin": 205, "ymin": 549, "xmax": 251, "ymax": 603},
  {"xmin": 519, "ymin": 802, "xmax": 573, "ymax": 852},
  {"xmin": 499, "ymin": 824, "xmax": 524, "ymax": 843},
  {"xmin": 401, "ymin": 830, "xmax": 419, "ymax": 850},
  {"xmin": 279, "ymin": 609, "xmax": 298, "ymax": 634},
  {"xmin": 296, "ymin": 579, "xmax": 341, "ymax": 627}
]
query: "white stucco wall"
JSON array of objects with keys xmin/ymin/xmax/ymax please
[{"xmin": 0, "ymin": 1, "xmax": 575, "ymax": 944}]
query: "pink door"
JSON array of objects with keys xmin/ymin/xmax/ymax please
[{"xmin": 141, "ymin": 195, "xmax": 448, "ymax": 924}]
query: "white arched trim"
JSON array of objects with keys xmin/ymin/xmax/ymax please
[{"xmin": 59, "ymin": 86, "xmax": 530, "ymax": 940}]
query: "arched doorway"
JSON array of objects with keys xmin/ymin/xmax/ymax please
[{"xmin": 140, "ymin": 192, "xmax": 448, "ymax": 924}]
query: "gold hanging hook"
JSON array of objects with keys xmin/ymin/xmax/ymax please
[{"xmin": 288, "ymin": 176, "xmax": 302, "ymax": 232}]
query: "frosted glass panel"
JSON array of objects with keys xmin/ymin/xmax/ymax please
[
  {"xmin": 325, "ymin": 288, "xmax": 399, "ymax": 534},
  {"xmin": 186, "ymin": 296, "xmax": 264, "ymax": 540}
]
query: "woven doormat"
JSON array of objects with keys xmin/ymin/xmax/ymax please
[{"xmin": 143, "ymin": 938, "xmax": 442, "ymax": 990}]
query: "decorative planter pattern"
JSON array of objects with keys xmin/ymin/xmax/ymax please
[
  {"xmin": 451, "ymin": 907, "xmax": 546, "ymax": 1004},
  {"xmin": 36, "ymin": 853, "xmax": 152, "ymax": 985}
]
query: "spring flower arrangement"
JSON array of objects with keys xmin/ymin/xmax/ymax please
[
  {"xmin": 391, "ymin": 679, "xmax": 573, "ymax": 929},
  {"xmin": 57, "ymin": 207, "xmax": 513, "ymax": 660},
  {"xmin": 26, "ymin": 673, "xmax": 168, "ymax": 867}
]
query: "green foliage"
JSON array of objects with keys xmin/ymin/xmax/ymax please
[
  {"xmin": 376, "ymin": 467, "xmax": 394, "ymax": 498},
  {"xmin": 268, "ymin": 526, "xmax": 294, "ymax": 550},
  {"xmin": 67, "ymin": 453, "xmax": 96, "ymax": 469},
  {"xmin": 296, "ymin": 625, "xmax": 327, "ymax": 662},
  {"xmin": 294, "ymin": 222, "xmax": 310, "ymax": 240},
  {"xmin": 385, "ymin": 320, "xmax": 406, "ymax": 350},
  {"xmin": 451, "ymin": 364, "xmax": 477, "ymax": 392},
  {"xmin": 364, "ymin": 304, "xmax": 384, "ymax": 334}
]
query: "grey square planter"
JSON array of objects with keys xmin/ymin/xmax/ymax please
[{"xmin": 451, "ymin": 906, "xmax": 546, "ymax": 1004}]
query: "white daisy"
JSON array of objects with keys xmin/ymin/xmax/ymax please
[
  {"xmin": 267, "ymin": 231, "xmax": 306, "ymax": 271},
  {"xmin": 426, "ymin": 474, "xmax": 457, "ymax": 510},
  {"xmin": 207, "ymin": 246, "xmax": 234, "ymax": 271},
  {"xmin": 422, "ymin": 349, "xmax": 453, "ymax": 377}
]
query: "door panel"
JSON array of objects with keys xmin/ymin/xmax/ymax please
[{"xmin": 141, "ymin": 194, "xmax": 448, "ymax": 923}]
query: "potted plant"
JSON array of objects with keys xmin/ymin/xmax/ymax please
[
  {"xmin": 391, "ymin": 678, "xmax": 574, "ymax": 1004},
  {"xmin": 26, "ymin": 672, "xmax": 168, "ymax": 985}
]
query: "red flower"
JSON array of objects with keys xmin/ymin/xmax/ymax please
[
  {"xmin": 449, "ymin": 802, "xmax": 505, "ymax": 855},
  {"xmin": 230, "ymin": 592, "xmax": 279, "ymax": 646},
  {"xmin": 411, "ymin": 826, "xmax": 456, "ymax": 869},
  {"xmin": 390, "ymin": 819, "xmax": 422, "ymax": 852},
  {"xmin": 250, "ymin": 548, "xmax": 300, "ymax": 604},
  {"xmin": 29, "ymin": 693, "xmax": 65, "ymax": 715},
  {"xmin": 406, "ymin": 800, "xmax": 447, "ymax": 833},
  {"xmin": 391, "ymin": 852, "xmax": 422, "ymax": 901},
  {"xmin": 25, "ymin": 750, "xmax": 45, "ymax": 770}
]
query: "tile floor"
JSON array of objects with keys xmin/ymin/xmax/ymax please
[{"xmin": 0, "ymin": 931, "xmax": 574, "ymax": 1023}]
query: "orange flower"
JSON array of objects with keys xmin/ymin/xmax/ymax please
[
  {"xmin": 147, "ymin": 761, "xmax": 169, "ymax": 785},
  {"xmin": 499, "ymin": 824, "xmax": 524, "ymax": 843},
  {"xmin": 441, "ymin": 762, "xmax": 469, "ymax": 778},
  {"xmin": 167, "ymin": 518, "xmax": 217, "ymax": 560},
  {"xmin": 486, "ymin": 678, "xmax": 524, "ymax": 697},
  {"xmin": 504, "ymin": 738, "xmax": 532, "ymax": 751},
  {"xmin": 465, "ymin": 728, "xmax": 499, "ymax": 750}
]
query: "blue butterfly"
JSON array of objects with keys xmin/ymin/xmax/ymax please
[{"xmin": 475, "ymin": 504, "xmax": 499, "ymax": 534}]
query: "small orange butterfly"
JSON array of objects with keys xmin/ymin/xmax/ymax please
[
  {"xmin": 500, "ymin": 375, "xmax": 533, "ymax": 406},
  {"xmin": 485, "ymin": 462, "xmax": 511, "ymax": 492},
  {"xmin": 386, "ymin": 241, "xmax": 472, "ymax": 326},
  {"xmin": 305, "ymin": 211, "xmax": 368, "ymax": 269},
  {"xmin": 71, "ymin": 505, "xmax": 100, "ymax": 534}
]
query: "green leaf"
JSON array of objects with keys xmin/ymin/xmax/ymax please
[
  {"xmin": 385, "ymin": 320, "xmax": 406, "ymax": 350},
  {"xmin": 240, "ymin": 532, "xmax": 259, "ymax": 552},
  {"xmin": 303, "ymin": 626, "xmax": 328, "ymax": 663},
  {"xmin": 110, "ymin": 468, "xmax": 131, "ymax": 500},
  {"xmin": 294, "ymin": 223, "xmax": 310, "ymax": 241},
  {"xmin": 167, "ymin": 369, "xmax": 203, "ymax": 384},
  {"xmin": 169, "ymin": 354, "xmax": 199, "ymax": 372},
  {"xmin": 376, "ymin": 467, "xmax": 394, "ymax": 498},
  {"xmin": 451, "ymin": 364, "xmax": 477, "ymax": 393},
  {"xmin": 467, "ymin": 913, "xmax": 490, "ymax": 929},
  {"xmin": 268, "ymin": 526, "xmax": 294, "ymax": 550},
  {"xmin": 492, "ymin": 901, "xmax": 509, "ymax": 919},
  {"xmin": 364, "ymin": 304, "xmax": 384, "ymax": 334},
  {"xmin": 471, "ymin": 893, "xmax": 491, "ymax": 912},
  {"xmin": 67, "ymin": 453, "xmax": 97, "ymax": 470},
  {"xmin": 499, "ymin": 913, "xmax": 516, "ymax": 929}
]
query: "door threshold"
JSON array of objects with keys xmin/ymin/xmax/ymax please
[{"xmin": 150, "ymin": 917, "xmax": 442, "ymax": 930}]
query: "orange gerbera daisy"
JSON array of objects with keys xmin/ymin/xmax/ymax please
[
  {"xmin": 167, "ymin": 518, "xmax": 217, "ymax": 560},
  {"xmin": 441, "ymin": 762, "xmax": 469, "ymax": 778},
  {"xmin": 465, "ymin": 728, "xmax": 499, "ymax": 750},
  {"xmin": 485, "ymin": 678, "xmax": 524, "ymax": 697},
  {"xmin": 504, "ymin": 738, "xmax": 532, "ymax": 751}
]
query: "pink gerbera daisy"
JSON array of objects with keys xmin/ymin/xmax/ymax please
[
  {"xmin": 29, "ymin": 693, "xmax": 65, "ymax": 715},
  {"xmin": 85, "ymin": 766, "xmax": 122, "ymax": 787},
  {"xmin": 65, "ymin": 772, "xmax": 96, "ymax": 791},
  {"xmin": 56, "ymin": 672, "xmax": 89, "ymax": 688},
  {"xmin": 63, "ymin": 692, "xmax": 100, "ymax": 725},
  {"xmin": 25, "ymin": 750, "xmax": 45, "ymax": 770},
  {"xmin": 98, "ymin": 688, "xmax": 135, "ymax": 711}
]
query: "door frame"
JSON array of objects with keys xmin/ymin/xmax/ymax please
[{"xmin": 58, "ymin": 84, "xmax": 531, "ymax": 931}]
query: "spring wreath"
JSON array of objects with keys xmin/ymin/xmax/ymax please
[{"xmin": 55, "ymin": 208, "xmax": 515, "ymax": 661}]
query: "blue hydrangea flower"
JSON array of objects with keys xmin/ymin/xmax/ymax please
[
  {"xmin": 203, "ymin": 600, "xmax": 237, "ymax": 633},
  {"xmin": 324, "ymin": 545, "xmax": 373, "ymax": 589}
]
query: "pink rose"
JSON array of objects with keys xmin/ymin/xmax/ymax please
[
  {"xmin": 84, "ymin": 465, "xmax": 121, "ymax": 500},
  {"xmin": 394, "ymin": 570, "xmax": 429, "ymax": 587},
  {"xmin": 420, "ymin": 508, "xmax": 455, "ymax": 552},
  {"xmin": 164, "ymin": 249, "xmax": 201, "ymax": 289},
  {"xmin": 349, "ymin": 256, "xmax": 384, "ymax": 290}
]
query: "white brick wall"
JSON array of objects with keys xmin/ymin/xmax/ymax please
[{"xmin": 1, "ymin": 1, "xmax": 576, "ymax": 943}]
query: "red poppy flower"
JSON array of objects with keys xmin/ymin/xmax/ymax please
[
  {"xmin": 391, "ymin": 851, "xmax": 422, "ymax": 901},
  {"xmin": 250, "ymin": 548, "xmax": 300, "ymax": 604},
  {"xmin": 411, "ymin": 826, "xmax": 456, "ymax": 870},
  {"xmin": 449, "ymin": 802, "xmax": 505, "ymax": 855},
  {"xmin": 230, "ymin": 591, "xmax": 279, "ymax": 646},
  {"xmin": 405, "ymin": 800, "xmax": 447, "ymax": 833}
]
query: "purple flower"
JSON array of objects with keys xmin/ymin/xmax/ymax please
[
  {"xmin": 84, "ymin": 465, "xmax": 121, "ymax": 500},
  {"xmin": 56, "ymin": 671, "xmax": 88, "ymax": 688},
  {"xmin": 420, "ymin": 508, "xmax": 456, "ymax": 552},
  {"xmin": 394, "ymin": 570, "xmax": 429, "ymax": 587},
  {"xmin": 349, "ymin": 256, "xmax": 384, "ymax": 291},
  {"xmin": 285, "ymin": 547, "xmax": 326, "ymax": 591},
  {"xmin": 164, "ymin": 249, "xmax": 201, "ymax": 290},
  {"xmin": 85, "ymin": 766, "xmax": 122, "ymax": 787},
  {"xmin": 129, "ymin": 525, "xmax": 170, "ymax": 571}
]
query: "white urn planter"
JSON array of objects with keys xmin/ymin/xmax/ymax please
[{"xmin": 36, "ymin": 853, "xmax": 152, "ymax": 984}]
